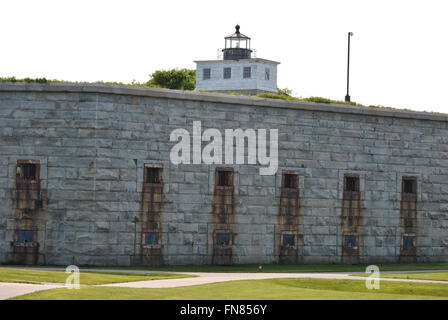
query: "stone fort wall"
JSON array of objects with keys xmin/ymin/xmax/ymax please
[{"xmin": 0, "ymin": 82, "xmax": 447, "ymax": 266}]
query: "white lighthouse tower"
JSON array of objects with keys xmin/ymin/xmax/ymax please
[{"xmin": 194, "ymin": 25, "xmax": 280, "ymax": 95}]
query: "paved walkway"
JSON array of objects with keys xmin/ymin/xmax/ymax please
[
  {"xmin": 100, "ymin": 271, "xmax": 448, "ymax": 288},
  {"xmin": 0, "ymin": 282, "xmax": 63, "ymax": 300}
]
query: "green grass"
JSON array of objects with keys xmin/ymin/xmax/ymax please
[
  {"xmin": 11, "ymin": 278, "xmax": 448, "ymax": 300},
  {"xmin": 74, "ymin": 262, "xmax": 448, "ymax": 273},
  {"xmin": 0, "ymin": 268, "xmax": 195, "ymax": 285},
  {"xmin": 354, "ymin": 272, "xmax": 448, "ymax": 282}
]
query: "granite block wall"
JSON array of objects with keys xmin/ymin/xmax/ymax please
[{"xmin": 0, "ymin": 83, "xmax": 446, "ymax": 266}]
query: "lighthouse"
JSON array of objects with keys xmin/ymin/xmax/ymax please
[{"xmin": 194, "ymin": 25, "xmax": 280, "ymax": 95}]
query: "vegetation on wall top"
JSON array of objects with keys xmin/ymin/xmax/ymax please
[{"xmin": 0, "ymin": 75, "xmax": 424, "ymax": 112}]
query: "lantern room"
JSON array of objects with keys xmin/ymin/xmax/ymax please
[{"xmin": 222, "ymin": 25, "xmax": 252, "ymax": 60}]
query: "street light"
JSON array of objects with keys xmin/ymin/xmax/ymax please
[{"xmin": 345, "ymin": 32, "xmax": 354, "ymax": 102}]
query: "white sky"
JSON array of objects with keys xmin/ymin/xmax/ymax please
[{"xmin": 1, "ymin": 0, "xmax": 447, "ymax": 112}]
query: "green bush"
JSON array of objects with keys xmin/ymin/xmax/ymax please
[{"xmin": 146, "ymin": 69, "xmax": 196, "ymax": 90}]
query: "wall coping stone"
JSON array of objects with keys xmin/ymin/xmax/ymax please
[{"xmin": 0, "ymin": 82, "xmax": 447, "ymax": 122}]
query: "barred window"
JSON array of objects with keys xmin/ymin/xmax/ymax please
[
  {"xmin": 203, "ymin": 68, "xmax": 211, "ymax": 80},
  {"xmin": 344, "ymin": 235, "xmax": 357, "ymax": 248},
  {"xmin": 283, "ymin": 172, "xmax": 298, "ymax": 189},
  {"xmin": 17, "ymin": 230, "xmax": 34, "ymax": 243},
  {"xmin": 16, "ymin": 162, "xmax": 39, "ymax": 181},
  {"xmin": 243, "ymin": 67, "xmax": 251, "ymax": 78},
  {"xmin": 403, "ymin": 235, "xmax": 415, "ymax": 249},
  {"xmin": 23, "ymin": 164, "xmax": 37, "ymax": 180},
  {"xmin": 216, "ymin": 168, "xmax": 233, "ymax": 187},
  {"xmin": 403, "ymin": 178, "xmax": 417, "ymax": 194},
  {"xmin": 282, "ymin": 234, "xmax": 295, "ymax": 248},
  {"xmin": 344, "ymin": 176, "xmax": 359, "ymax": 192},
  {"xmin": 216, "ymin": 233, "xmax": 231, "ymax": 246},
  {"xmin": 144, "ymin": 232, "xmax": 159, "ymax": 245},
  {"xmin": 223, "ymin": 67, "xmax": 231, "ymax": 79},
  {"xmin": 145, "ymin": 166, "xmax": 162, "ymax": 184}
]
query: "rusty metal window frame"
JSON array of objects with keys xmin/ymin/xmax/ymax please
[
  {"xmin": 402, "ymin": 177, "xmax": 417, "ymax": 195},
  {"xmin": 215, "ymin": 167, "xmax": 234, "ymax": 190},
  {"xmin": 343, "ymin": 233, "xmax": 358, "ymax": 249},
  {"xmin": 143, "ymin": 164, "xmax": 163, "ymax": 187},
  {"xmin": 141, "ymin": 229, "xmax": 161, "ymax": 248},
  {"xmin": 203, "ymin": 68, "xmax": 211, "ymax": 80},
  {"xmin": 214, "ymin": 230, "xmax": 232, "ymax": 247},
  {"xmin": 402, "ymin": 233, "xmax": 416, "ymax": 250},
  {"xmin": 282, "ymin": 170, "xmax": 299, "ymax": 192},
  {"xmin": 344, "ymin": 174, "xmax": 360, "ymax": 192},
  {"xmin": 281, "ymin": 232, "xmax": 296, "ymax": 249}
]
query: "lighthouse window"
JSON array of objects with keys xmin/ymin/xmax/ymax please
[
  {"xmin": 265, "ymin": 68, "xmax": 270, "ymax": 80},
  {"xmin": 223, "ymin": 67, "xmax": 231, "ymax": 79},
  {"xmin": 243, "ymin": 67, "xmax": 251, "ymax": 78},
  {"xmin": 203, "ymin": 68, "xmax": 211, "ymax": 80}
]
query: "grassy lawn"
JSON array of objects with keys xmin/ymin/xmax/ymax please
[
  {"xmin": 354, "ymin": 272, "xmax": 448, "ymax": 282},
  {"xmin": 76, "ymin": 261, "xmax": 448, "ymax": 273},
  {"xmin": 0, "ymin": 268, "xmax": 195, "ymax": 285},
  {"xmin": 11, "ymin": 278, "xmax": 448, "ymax": 300}
]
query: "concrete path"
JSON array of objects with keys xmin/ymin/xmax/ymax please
[
  {"xmin": 99, "ymin": 271, "xmax": 448, "ymax": 288},
  {"xmin": 0, "ymin": 282, "xmax": 63, "ymax": 300}
]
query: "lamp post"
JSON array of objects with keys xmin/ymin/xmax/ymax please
[{"xmin": 345, "ymin": 32, "xmax": 354, "ymax": 102}]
